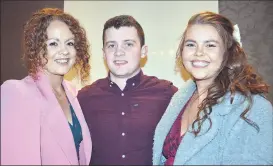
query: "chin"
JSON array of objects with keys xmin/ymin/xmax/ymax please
[
  {"xmin": 191, "ymin": 73, "xmax": 208, "ymax": 81},
  {"xmin": 55, "ymin": 69, "xmax": 70, "ymax": 76}
]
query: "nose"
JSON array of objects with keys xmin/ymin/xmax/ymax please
[
  {"xmin": 195, "ymin": 46, "xmax": 204, "ymax": 57},
  {"xmin": 59, "ymin": 46, "xmax": 69, "ymax": 56},
  {"xmin": 114, "ymin": 47, "xmax": 125, "ymax": 57}
]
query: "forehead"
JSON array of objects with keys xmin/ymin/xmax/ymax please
[
  {"xmin": 46, "ymin": 20, "xmax": 74, "ymax": 38},
  {"xmin": 104, "ymin": 26, "xmax": 139, "ymax": 43},
  {"xmin": 185, "ymin": 24, "xmax": 222, "ymax": 42}
]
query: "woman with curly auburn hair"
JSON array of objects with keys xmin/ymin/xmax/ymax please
[
  {"xmin": 153, "ymin": 11, "xmax": 272, "ymax": 165},
  {"xmin": 1, "ymin": 8, "xmax": 91, "ymax": 165}
]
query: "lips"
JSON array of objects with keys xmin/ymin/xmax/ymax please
[
  {"xmin": 113, "ymin": 60, "xmax": 128, "ymax": 66},
  {"xmin": 191, "ymin": 60, "xmax": 210, "ymax": 68}
]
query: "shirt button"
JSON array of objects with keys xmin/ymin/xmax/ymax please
[
  {"xmin": 133, "ymin": 103, "xmax": 139, "ymax": 107},
  {"xmin": 132, "ymin": 83, "xmax": 135, "ymax": 86},
  {"xmin": 109, "ymin": 85, "xmax": 112, "ymax": 87},
  {"xmin": 122, "ymin": 132, "xmax": 125, "ymax": 136},
  {"xmin": 122, "ymin": 154, "xmax": 126, "ymax": 158},
  {"xmin": 121, "ymin": 93, "xmax": 124, "ymax": 96},
  {"xmin": 121, "ymin": 112, "xmax": 125, "ymax": 115}
]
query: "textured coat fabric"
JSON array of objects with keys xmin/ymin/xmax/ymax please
[
  {"xmin": 153, "ymin": 79, "xmax": 273, "ymax": 165},
  {"xmin": 1, "ymin": 72, "xmax": 92, "ymax": 165}
]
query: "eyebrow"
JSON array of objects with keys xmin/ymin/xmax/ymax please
[
  {"xmin": 124, "ymin": 39, "xmax": 136, "ymax": 43},
  {"xmin": 47, "ymin": 38, "xmax": 75, "ymax": 43},
  {"xmin": 105, "ymin": 41, "xmax": 116, "ymax": 45},
  {"xmin": 105, "ymin": 39, "xmax": 136, "ymax": 44},
  {"xmin": 185, "ymin": 39, "xmax": 220, "ymax": 44}
]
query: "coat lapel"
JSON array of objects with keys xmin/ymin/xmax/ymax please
[
  {"xmin": 153, "ymin": 79, "xmax": 196, "ymax": 165},
  {"xmin": 153, "ymin": 79, "xmax": 248, "ymax": 165},
  {"xmin": 174, "ymin": 103, "xmax": 222, "ymax": 164},
  {"xmin": 173, "ymin": 92, "xmax": 247, "ymax": 164},
  {"xmin": 35, "ymin": 72, "xmax": 78, "ymax": 165}
]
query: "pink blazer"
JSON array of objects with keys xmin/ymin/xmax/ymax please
[{"xmin": 1, "ymin": 72, "xmax": 92, "ymax": 165}]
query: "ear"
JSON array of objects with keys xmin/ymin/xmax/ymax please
[{"xmin": 141, "ymin": 45, "xmax": 148, "ymax": 58}]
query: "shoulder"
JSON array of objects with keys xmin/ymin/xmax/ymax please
[
  {"xmin": 248, "ymin": 94, "xmax": 272, "ymax": 125},
  {"xmin": 141, "ymin": 74, "xmax": 178, "ymax": 94},
  {"xmin": 1, "ymin": 76, "xmax": 35, "ymax": 96},
  {"xmin": 170, "ymin": 79, "xmax": 196, "ymax": 102},
  {"xmin": 1, "ymin": 77, "xmax": 38, "ymax": 116},
  {"xmin": 78, "ymin": 78, "xmax": 107, "ymax": 98}
]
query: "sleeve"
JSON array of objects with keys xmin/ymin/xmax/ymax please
[{"xmin": 1, "ymin": 81, "xmax": 41, "ymax": 165}]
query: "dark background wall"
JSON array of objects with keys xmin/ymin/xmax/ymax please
[
  {"xmin": 1, "ymin": 0, "xmax": 63, "ymax": 84},
  {"xmin": 219, "ymin": 0, "xmax": 273, "ymax": 103}
]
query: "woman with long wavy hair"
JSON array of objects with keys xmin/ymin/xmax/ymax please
[
  {"xmin": 1, "ymin": 8, "xmax": 92, "ymax": 165},
  {"xmin": 153, "ymin": 11, "xmax": 272, "ymax": 165}
]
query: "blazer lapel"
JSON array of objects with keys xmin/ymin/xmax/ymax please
[
  {"xmin": 63, "ymin": 81, "xmax": 92, "ymax": 165},
  {"xmin": 153, "ymin": 80, "xmax": 196, "ymax": 165},
  {"xmin": 35, "ymin": 72, "xmax": 78, "ymax": 165}
]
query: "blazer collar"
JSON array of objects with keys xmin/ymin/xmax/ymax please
[
  {"xmin": 35, "ymin": 71, "xmax": 77, "ymax": 101},
  {"xmin": 34, "ymin": 71, "xmax": 80, "ymax": 165}
]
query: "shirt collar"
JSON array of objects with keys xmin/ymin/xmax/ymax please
[
  {"xmin": 107, "ymin": 70, "xmax": 143, "ymax": 85},
  {"xmin": 106, "ymin": 70, "xmax": 143, "ymax": 91}
]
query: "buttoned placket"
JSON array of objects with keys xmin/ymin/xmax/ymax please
[{"xmin": 120, "ymin": 89, "xmax": 126, "ymax": 160}]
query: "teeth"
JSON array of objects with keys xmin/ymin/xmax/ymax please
[
  {"xmin": 192, "ymin": 61, "xmax": 209, "ymax": 67},
  {"xmin": 114, "ymin": 60, "xmax": 127, "ymax": 63},
  {"xmin": 55, "ymin": 59, "xmax": 69, "ymax": 63}
]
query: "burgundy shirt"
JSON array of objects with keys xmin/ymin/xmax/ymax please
[{"xmin": 78, "ymin": 71, "xmax": 177, "ymax": 165}]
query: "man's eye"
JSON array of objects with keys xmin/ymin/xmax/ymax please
[
  {"xmin": 126, "ymin": 43, "xmax": 133, "ymax": 47},
  {"xmin": 108, "ymin": 44, "xmax": 115, "ymax": 48}
]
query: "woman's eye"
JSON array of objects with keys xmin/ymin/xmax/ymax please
[
  {"xmin": 185, "ymin": 43, "xmax": 195, "ymax": 47},
  {"xmin": 207, "ymin": 44, "xmax": 216, "ymax": 47},
  {"xmin": 67, "ymin": 42, "xmax": 74, "ymax": 46},
  {"xmin": 49, "ymin": 42, "xmax": 58, "ymax": 46}
]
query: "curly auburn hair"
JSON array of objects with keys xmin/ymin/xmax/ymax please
[
  {"xmin": 175, "ymin": 11, "xmax": 269, "ymax": 136},
  {"xmin": 22, "ymin": 8, "xmax": 90, "ymax": 83}
]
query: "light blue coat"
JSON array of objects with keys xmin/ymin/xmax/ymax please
[{"xmin": 153, "ymin": 79, "xmax": 273, "ymax": 165}]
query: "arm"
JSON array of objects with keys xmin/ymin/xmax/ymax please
[{"xmin": 1, "ymin": 81, "xmax": 41, "ymax": 165}]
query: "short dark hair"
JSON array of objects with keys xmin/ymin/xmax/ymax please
[{"xmin": 102, "ymin": 15, "xmax": 145, "ymax": 46}]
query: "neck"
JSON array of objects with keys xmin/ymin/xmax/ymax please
[
  {"xmin": 110, "ymin": 68, "xmax": 140, "ymax": 91},
  {"xmin": 195, "ymin": 79, "xmax": 213, "ymax": 104},
  {"xmin": 44, "ymin": 70, "xmax": 64, "ymax": 93}
]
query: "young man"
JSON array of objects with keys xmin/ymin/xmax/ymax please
[{"xmin": 78, "ymin": 15, "xmax": 178, "ymax": 165}]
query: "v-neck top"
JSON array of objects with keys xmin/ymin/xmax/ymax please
[
  {"xmin": 68, "ymin": 103, "xmax": 83, "ymax": 161},
  {"xmin": 162, "ymin": 99, "xmax": 191, "ymax": 165}
]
